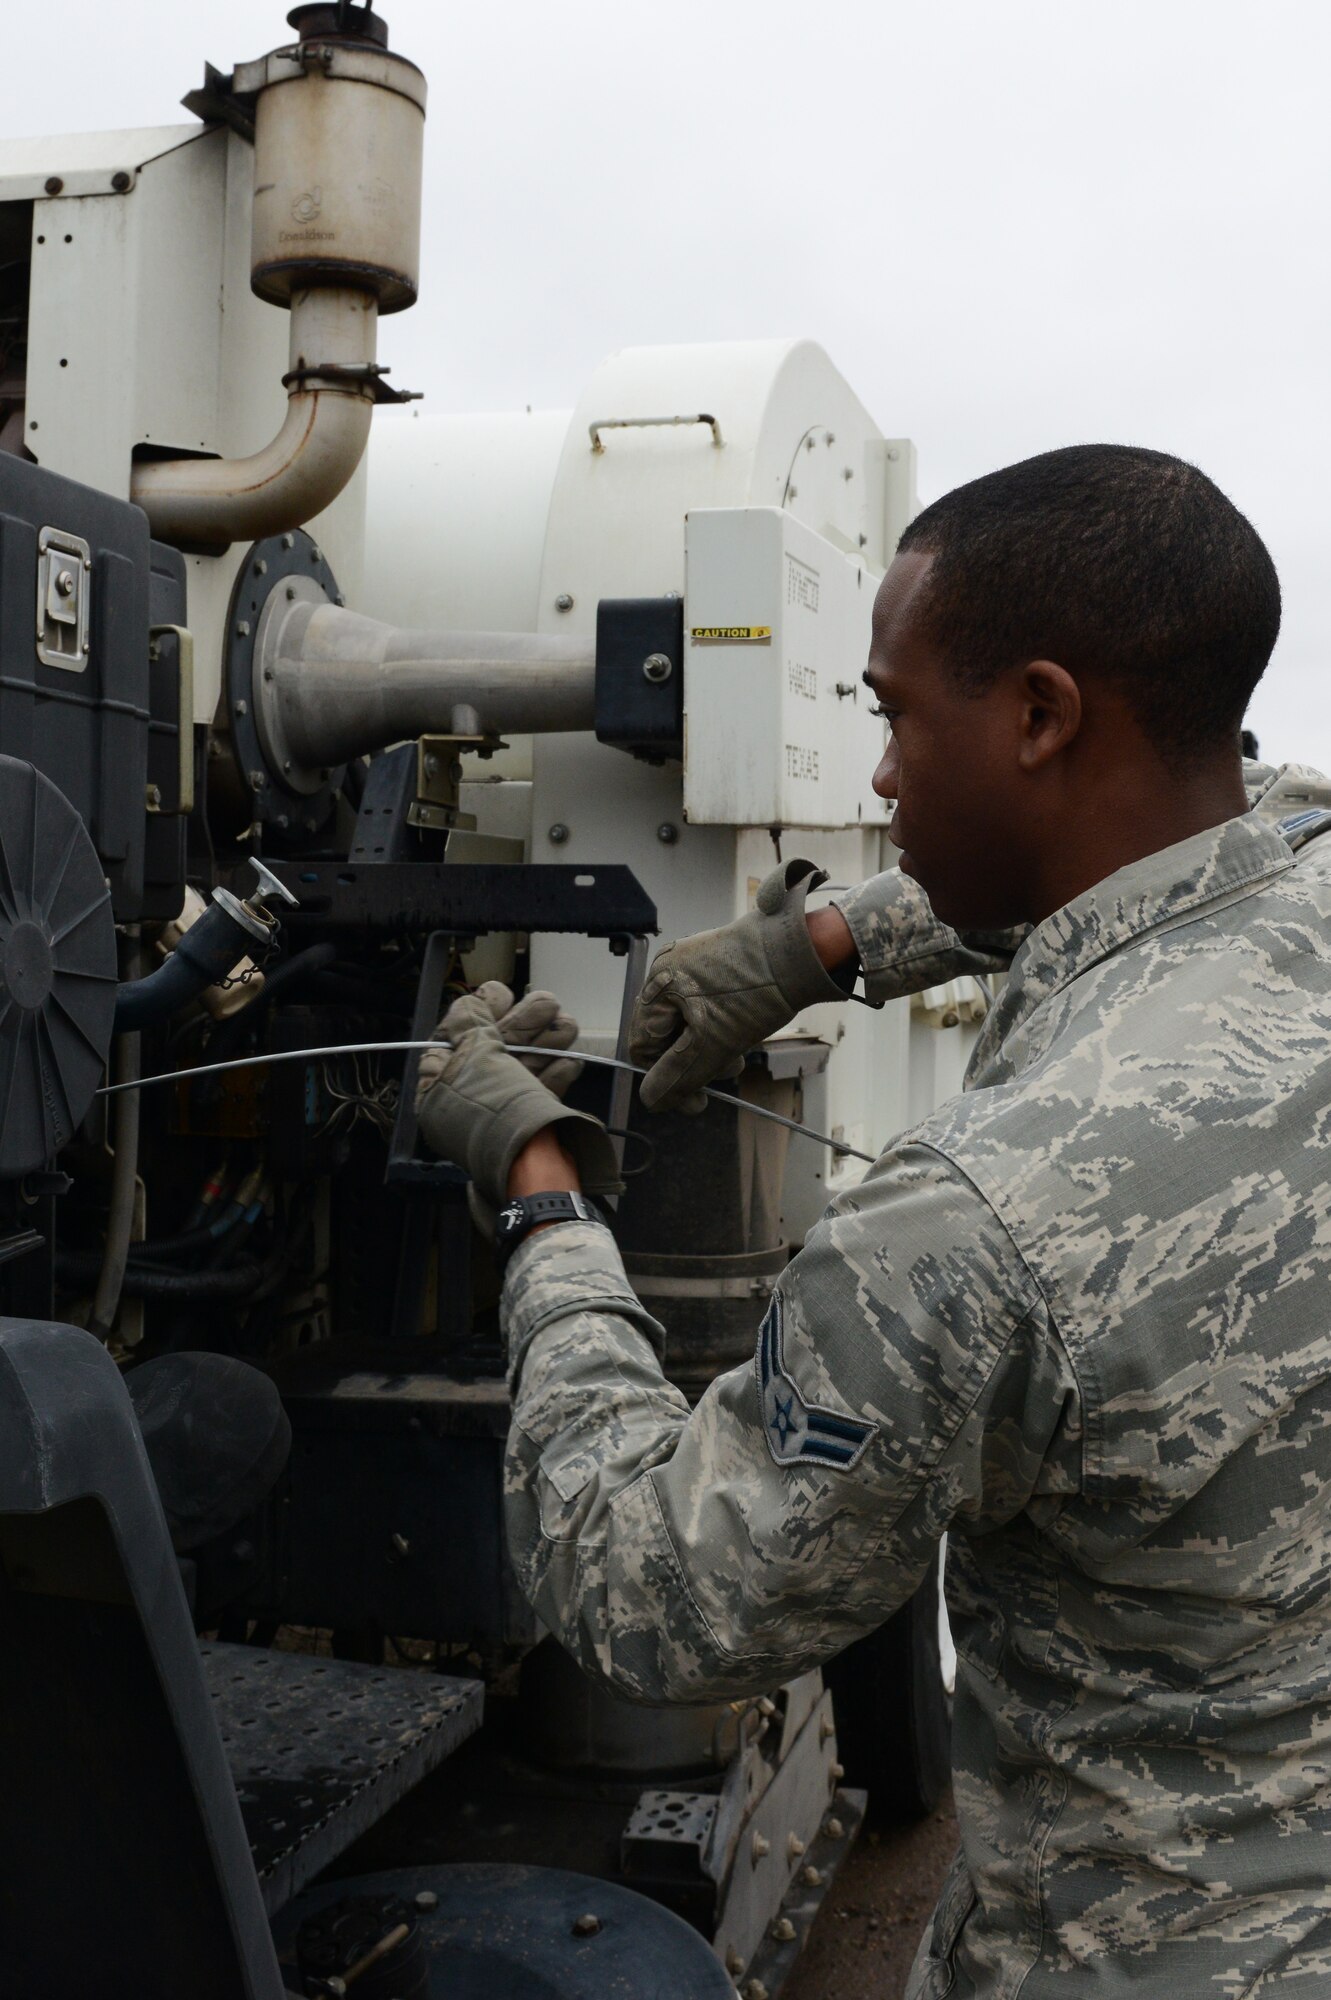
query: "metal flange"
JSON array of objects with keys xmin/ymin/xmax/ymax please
[{"xmin": 223, "ymin": 529, "xmax": 346, "ymax": 843}]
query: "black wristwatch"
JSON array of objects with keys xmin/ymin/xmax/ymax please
[{"xmin": 494, "ymin": 1189, "xmax": 602, "ymax": 1272}]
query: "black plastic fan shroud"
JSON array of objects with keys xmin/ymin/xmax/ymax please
[{"xmin": 0, "ymin": 756, "xmax": 117, "ymax": 1179}]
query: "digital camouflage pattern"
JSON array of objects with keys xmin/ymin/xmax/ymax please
[{"xmin": 502, "ymin": 760, "xmax": 1331, "ymax": 1996}]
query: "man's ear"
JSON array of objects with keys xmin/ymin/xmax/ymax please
[{"xmin": 1017, "ymin": 659, "xmax": 1081, "ymax": 771}]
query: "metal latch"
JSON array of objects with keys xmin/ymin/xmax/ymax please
[{"xmin": 36, "ymin": 526, "xmax": 91, "ymax": 670}]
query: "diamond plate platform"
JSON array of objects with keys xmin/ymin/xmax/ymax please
[{"xmin": 200, "ymin": 1641, "xmax": 483, "ymax": 1916}]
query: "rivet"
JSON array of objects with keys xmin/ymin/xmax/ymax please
[
  {"xmin": 829, "ymin": 1761, "xmax": 845, "ymax": 1781},
  {"xmin": 555, "ymin": 592, "xmax": 574, "ymax": 611},
  {"xmin": 547, "ymin": 823, "xmax": 570, "ymax": 845},
  {"xmin": 110, "ymin": 170, "xmax": 131, "ymax": 192},
  {"xmin": 44, "ymin": 176, "xmax": 63, "ymax": 196},
  {"xmin": 771, "ymin": 1917, "xmax": 796, "ymax": 1942},
  {"xmin": 825, "ymin": 1816, "xmax": 845, "ymax": 1840},
  {"xmin": 571, "ymin": 1913, "xmax": 601, "ymax": 1937},
  {"xmin": 787, "ymin": 1833, "xmax": 806, "ymax": 1860},
  {"xmin": 802, "ymin": 1864, "xmax": 823, "ymax": 1888},
  {"xmin": 656, "ymin": 822, "xmax": 679, "ymax": 844},
  {"xmin": 725, "ymin": 1947, "xmax": 745, "ymax": 1975},
  {"xmin": 744, "ymin": 1983, "xmax": 770, "ymax": 2000}
]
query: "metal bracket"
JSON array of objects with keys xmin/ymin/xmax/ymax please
[
  {"xmin": 589, "ymin": 413, "xmax": 723, "ymax": 453},
  {"xmin": 280, "ymin": 360, "xmax": 423, "ymax": 405},
  {"xmin": 35, "ymin": 526, "xmax": 90, "ymax": 670},
  {"xmin": 148, "ymin": 623, "xmax": 195, "ymax": 813}
]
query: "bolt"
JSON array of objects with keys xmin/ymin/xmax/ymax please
[
  {"xmin": 310, "ymin": 545, "xmax": 322, "ymax": 562},
  {"xmin": 424, "ymin": 753, "xmax": 439, "ymax": 777},
  {"xmin": 253, "ymin": 557, "xmax": 267, "ymax": 575},
  {"xmin": 263, "ymin": 668, "xmax": 274, "ymax": 683},
  {"xmin": 249, "ymin": 770, "xmax": 267, "ymax": 791},
  {"xmin": 842, "ymin": 466, "xmax": 854, "ymax": 481},
  {"xmin": 234, "ymin": 699, "xmax": 248, "ymax": 717},
  {"xmin": 81, "ymin": 638, "xmax": 89, "ymax": 654},
  {"xmin": 282, "ymin": 759, "xmax": 292, "ymax": 773},
  {"xmin": 772, "ymin": 1917, "xmax": 797, "ymax": 1943},
  {"xmin": 656, "ymin": 821, "xmax": 679, "ymax": 844},
  {"xmin": 547, "ymin": 823, "xmax": 570, "ymax": 845},
  {"xmin": 282, "ymin": 532, "xmax": 295, "ymax": 549},
  {"xmin": 751, "ymin": 1831, "xmax": 770, "ymax": 1862},
  {"xmin": 744, "ymin": 1983, "xmax": 771, "ymax": 2000},
  {"xmin": 786, "ymin": 484, "xmax": 797, "ymax": 501},
  {"xmin": 802, "ymin": 1865, "xmax": 823, "ymax": 1888},
  {"xmin": 819, "ymin": 1715, "xmax": 835, "ymax": 1743},
  {"xmin": 110, "ymin": 170, "xmax": 131, "ymax": 192},
  {"xmin": 44, "ymin": 176, "xmax": 62, "ymax": 195},
  {"xmin": 887, "ymin": 446, "xmax": 901, "ymax": 461},
  {"xmin": 787, "ymin": 1834, "xmax": 806, "ymax": 1861},
  {"xmin": 824, "ymin": 431, "xmax": 835, "ymax": 445},
  {"xmin": 829, "ymin": 1761, "xmax": 844, "ymax": 1780},
  {"xmin": 805, "ymin": 436, "xmax": 816, "ymax": 452},
  {"xmin": 275, "ymin": 812, "xmax": 289, "ymax": 829},
  {"xmin": 555, "ymin": 592, "xmax": 574, "ymax": 612},
  {"xmin": 285, "ymin": 585, "xmax": 296, "ymax": 601},
  {"xmin": 390, "ymin": 1531, "xmax": 410, "ymax": 1557},
  {"xmin": 236, "ymin": 620, "xmax": 250, "ymax": 638},
  {"xmin": 825, "ymin": 1816, "xmax": 845, "ymax": 1840},
  {"xmin": 725, "ymin": 1947, "xmax": 745, "ymax": 1975},
  {"xmin": 757, "ymin": 1697, "xmax": 778, "ymax": 1718},
  {"xmin": 55, "ymin": 569, "xmax": 74, "ymax": 596},
  {"xmin": 642, "ymin": 652, "xmax": 673, "ymax": 684},
  {"xmin": 571, "ymin": 1913, "xmax": 602, "ymax": 1938},
  {"xmin": 414, "ymin": 1890, "xmax": 438, "ymax": 1912}
]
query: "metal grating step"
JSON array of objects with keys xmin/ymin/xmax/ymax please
[{"xmin": 200, "ymin": 1640, "xmax": 483, "ymax": 1916}]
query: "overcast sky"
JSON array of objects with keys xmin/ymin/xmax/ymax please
[{"xmin": 3, "ymin": 0, "xmax": 1326, "ymax": 766}]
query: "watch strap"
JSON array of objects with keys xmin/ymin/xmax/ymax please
[{"xmin": 494, "ymin": 1189, "xmax": 600, "ymax": 1271}]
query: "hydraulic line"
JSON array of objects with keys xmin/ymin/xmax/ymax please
[{"xmin": 96, "ymin": 1043, "xmax": 877, "ymax": 1165}]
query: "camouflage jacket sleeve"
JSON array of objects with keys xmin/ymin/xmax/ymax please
[
  {"xmin": 832, "ymin": 869, "xmax": 1023, "ymax": 1004},
  {"xmin": 501, "ymin": 1150, "xmax": 1081, "ymax": 1703}
]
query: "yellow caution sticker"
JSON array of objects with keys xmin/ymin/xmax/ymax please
[{"xmin": 690, "ymin": 625, "xmax": 772, "ymax": 643}]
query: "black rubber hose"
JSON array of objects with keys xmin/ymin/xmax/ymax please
[
  {"xmin": 201, "ymin": 941, "xmax": 339, "ymax": 1071},
  {"xmin": 115, "ymin": 898, "xmax": 269, "ymax": 1033},
  {"xmin": 57, "ymin": 1247, "xmax": 273, "ymax": 1300}
]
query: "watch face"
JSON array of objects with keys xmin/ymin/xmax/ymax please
[{"xmin": 498, "ymin": 1202, "xmax": 525, "ymax": 1232}]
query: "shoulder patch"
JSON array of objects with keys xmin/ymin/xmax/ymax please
[{"xmin": 755, "ymin": 1293, "xmax": 877, "ymax": 1472}]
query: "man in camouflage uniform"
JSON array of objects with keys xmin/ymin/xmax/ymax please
[{"xmin": 419, "ymin": 445, "xmax": 1331, "ymax": 1994}]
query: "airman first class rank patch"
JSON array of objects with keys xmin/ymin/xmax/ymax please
[{"xmin": 756, "ymin": 1293, "xmax": 877, "ymax": 1471}]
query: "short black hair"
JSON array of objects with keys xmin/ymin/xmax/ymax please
[{"xmin": 896, "ymin": 445, "xmax": 1280, "ymax": 763}]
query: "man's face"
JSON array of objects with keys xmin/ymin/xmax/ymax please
[{"xmin": 865, "ymin": 552, "xmax": 1034, "ymax": 931}]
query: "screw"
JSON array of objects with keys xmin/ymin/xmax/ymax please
[
  {"xmin": 772, "ymin": 1917, "xmax": 797, "ymax": 1942},
  {"xmin": 555, "ymin": 592, "xmax": 574, "ymax": 611},
  {"xmin": 110, "ymin": 170, "xmax": 131, "ymax": 192},
  {"xmin": 44, "ymin": 176, "xmax": 62, "ymax": 195},
  {"xmin": 642, "ymin": 652, "xmax": 673, "ymax": 684},
  {"xmin": 414, "ymin": 1890, "xmax": 438, "ymax": 1913},
  {"xmin": 547, "ymin": 823, "xmax": 570, "ymax": 844},
  {"xmin": 656, "ymin": 821, "xmax": 679, "ymax": 844},
  {"xmin": 571, "ymin": 1913, "xmax": 601, "ymax": 1937},
  {"xmin": 234, "ymin": 699, "xmax": 248, "ymax": 717},
  {"xmin": 751, "ymin": 1832, "xmax": 770, "ymax": 1862}
]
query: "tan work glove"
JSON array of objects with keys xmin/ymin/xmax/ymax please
[
  {"xmin": 415, "ymin": 983, "xmax": 620, "ymax": 1208},
  {"xmin": 628, "ymin": 859, "xmax": 853, "ymax": 1114},
  {"xmin": 416, "ymin": 980, "xmax": 582, "ymax": 1100}
]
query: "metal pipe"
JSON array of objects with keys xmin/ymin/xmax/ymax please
[
  {"xmin": 89, "ymin": 1030, "xmax": 140, "ymax": 1342},
  {"xmin": 258, "ymin": 599, "xmax": 596, "ymax": 774},
  {"xmin": 129, "ymin": 289, "xmax": 378, "ymax": 548}
]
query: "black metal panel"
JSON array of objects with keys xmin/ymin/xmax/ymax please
[
  {"xmin": 261, "ymin": 1354, "xmax": 531, "ymax": 1647},
  {"xmin": 595, "ymin": 596, "xmax": 684, "ymax": 763},
  {"xmin": 0, "ymin": 453, "xmax": 153, "ymax": 918},
  {"xmin": 201, "ymin": 1641, "xmax": 482, "ymax": 1918},
  {"xmin": 268, "ymin": 860, "xmax": 658, "ymax": 938},
  {"xmin": 143, "ymin": 538, "xmax": 189, "ymax": 919}
]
